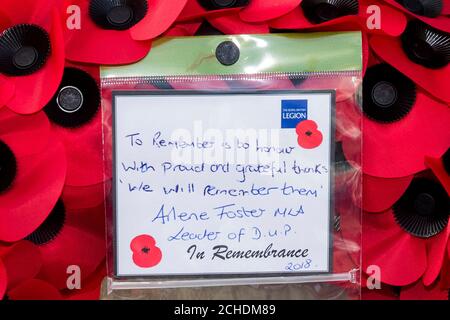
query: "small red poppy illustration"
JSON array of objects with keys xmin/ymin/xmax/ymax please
[
  {"xmin": 296, "ymin": 119, "xmax": 323, "ymax": 149},
  {"xmin": 130, "ymin": 234, "xmax": 162, "ymax": 268}
]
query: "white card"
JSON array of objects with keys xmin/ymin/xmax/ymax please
[{"xmin": 113, "ymin": 91, "xmax": 335, "ymax": 278}]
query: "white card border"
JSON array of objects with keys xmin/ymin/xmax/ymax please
[{"xmin": 111, "ymin": 90, "xmax": 336, "ymax": 279}]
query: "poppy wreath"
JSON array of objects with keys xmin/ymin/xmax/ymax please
[{"xmin": 0, "ymin": 0, "xmax": 449, "ymax": 300}]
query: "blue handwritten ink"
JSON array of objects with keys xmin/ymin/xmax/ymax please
[
  {"xmin": 167, "ymin": 226, "xmax": 220, "ymax": 241},
  {"xmin": 121, "ymin": 161, "xmax": 155, "ymax": 173},
  {"xmin": 213, "ymin": 203, "xmax": 265, "ymax": 220},
  {"xmin": 127, "ymin": 182, "xmax": 153, "ymax": 193},
  {"xmin": 126, "ymin": 133, "xmax": 142, "ymax": 146},
  {"xmin": 152, "ymin": 204, "xmax": 209, "ymax": 225},
  {"xmin": 274, "ymin": 206, "xmax": 304, "ymax": 217},
  {"xmin": 281, "ymin": 183, "xmax": 318, "ymax": 197}
]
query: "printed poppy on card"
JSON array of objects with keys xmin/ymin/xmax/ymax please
[
  {"xmin": 130, "ymin": 234, "xmax": 162, "ymax": 268},
  {"xmin": 0, "ymin": 0, "xmax": 65, "ymax": 114},
  {"xmin": 296, "ymin": 120, "xmax": 323, "ymax": 149},
  {"xmin": 64, "ymin": 0, "xmax": 151, "ymax": 64},
  {"xmin": 0, "ymin": 108, "xmax": 66, "ymax": 242}
]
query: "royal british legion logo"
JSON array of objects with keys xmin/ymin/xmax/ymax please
[{"xmin": 281, "ymin": 100, "xmax": 308, "ymax": 128}]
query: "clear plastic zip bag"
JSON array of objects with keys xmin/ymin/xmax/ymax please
[{"xmin": 100, "ymin": 33, "xmax": 363, "ymax": 300}]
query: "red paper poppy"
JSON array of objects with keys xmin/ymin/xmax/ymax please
[
  {"xmin": 363, "ymin": 174, "xmax": 414, "ymax": 212},
  {"xmin": 130, "ymin": 234, "xmax": 162, "ymax": 268},
  {"xmin": 0, "ymin": 260, "xmax": 6, "ymax": 299},
  {"xmin": 362, "ymin": 285, "xmax": 399, "ymax": 300},
  {"xmin": 239, "ymin": 0, "xmax": 302, "ymax": 23},
  {"xmin": 206, "ymin": 12, "xmax": 270, "ymax": 34},
  {"xmin": 164, "ymin": 21, "xmax": 203, "ymax": 37},
  {"xmin": 0, "ymin": 0, "xmax": 65, "ymax": 114},
  {"xmin": 64, "ymin": 0, "xmax": 151, "ymax": 65},
  {"xmin": 0, "ymin": 241, "xmax": 42, "ymax": 292},
  {"xmin": 130, "ymin": 0, "xmax": 189, "ymax": 40},
  {"xmin": 382, "ymin": 0, "xmax": 450, "ymax": 33},
  {"xmin": 26, "ymin": 199, "xmax": 106, "ymax": 290},
  {"xmin": 0, "ymin": 75, "xmax": 14, "ymax": 108},
  {"xmin": 269, "ymin": 0, "xmax": 407, "ymax": 37},
  {"xmin": 370, "ymin": 26, "xmax": 450, "ymax": 103},
  {"xmin": 296, "ymin": 120, "xmax": 323, "ymax": 149},
  {"xmin": 63, "ymin": 261, "xmax": 106, "ymax": 300},
  {"xmin": 363, "ymin": 173, "xmax": 450, "ymax": 287},
  {"xmin": 62, "ymin": 181, "xmax": 110, "ymax": 210},
  {"xmin": 0, "ymin": 108, "xmax": 66, "ymax": 242},
  {"xmin": 342, "ymin": 64, "xmax": 450, "ymax": 178},
  {"xmin": 177, "ymin": 0, "xmax": 244, "ymax": 21},
  {"xmin": 176, "ymin": 0, "xmax": 269, "ymax": 33},
  {"xmin": 7, "ymin": 279, "xmax": 62, "ymax": 300},
  {"xmin": 400, "ymin": 280, "xmax": 449, "ymax": 300},
  {"xmin": 43, "ymin": 63, "xmax": 107, "ymax": 187},
  {"xmin": 425, "ymin": 148, "xmax": 450, "ymax": 196}
]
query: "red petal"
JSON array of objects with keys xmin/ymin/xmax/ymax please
[
  {"xmin": 425, "ymin": 154, "xmax": 450, "ymax": 196},
  {"xmin": 177, "ymin": 0, "xmax": 240, "ymax": 21},
  {"xmin": 0, "ymin": 108, "xmax": 50, "ymax": 156},
  {"xmin": 5, "ymin": 9, "xmax": 65, "ymax": 114},
  {"xmin": 423, "ymin": 224, "xmax": 450, "ymax": 286},
  {"xmin": 363, "ymin": 210, "xmax": 427, "ymax": 286},
  {"xmin": 1, "ymin": 241, "xmax": 42, "ymax": 290},
  {"xmin": 62, "ymin": 182, "xmax": 110, "ymax": 210},
  {"xmin": 131, "ymin": 0, "xmax": 189, "ymax": 40},
  {"xmin": 0, "ymin": 76, "xmax": 14, "ymax": 108},
  {"xmin": 269, "ymin": 6, "xmax": 361, "ymax": 30},
  {"xmin": 440, "ymin": 250, "xmax": 450, "ymax": 288},
  {"xmin": 444, "ymin": 1, "xmax": 450, "ymax": 15},
  {"xmin": 0, "ymin": 134, "xmax": 66, "ymax": 242},
  {"xmin": 64, "ymin": 0, "xmax": 151, "ymax": 65},
  {"xmin": 363, "ymin": 174, "xmax": 413, "ymax": 213},
  {"xmin": 0, "ymin": 0, "xmax": 63, "ymax": 25},
  {"xmin": 37, "ymin": 203, "xmax": 106, "ymax": 289},
  {"xmin": 164, "ymin": 21, "xmax": 202, "ymax": 36},
  {"xmin": 383, "ymin": 0, "xmax": 450, "ymax": 33},
  {"xmin": 344, "ymin": 91, "xmax": 450, "ymax": 178},
  {"xmin": 132, "ymin": 246, "xmax": 162, "ymax": 268},
  {"xmin": 7, "ymin": 279, "xmax": 62, "ymax": 300},
  {"xmin": 360, "ymin": 2, "xmax": 407, "ymax": 36},
  {"xmin": 64, "ymin": 262, "xmax": 106, "ymax": 300},
  {"xmin": 362, "ymin": 285, "xmax": 399, "ymax": 300},
  {"xmin": 239, "ymin": 0, "xmax": 301, "ymax": 23},
  {"xmin": 56, "ymin": 112, "xmax": 105, "ymax": 187},
  {"xmin": 130, "ymin": 234, "xmax": 156, "ymax": 252},
  {"xmin": 400, "ymin": 280, "xmax": 448, "ymax": 300},
  {"xmin": 0, "ymin": 260, "xmax": 6, "ymax": 299},
  {"xmin": 371, "ymin": 35, "xmax": 450, "ymax": 103},
  {"xmin": 207, "ymin": 13, "xmax": 269, "ymax": 34}
]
